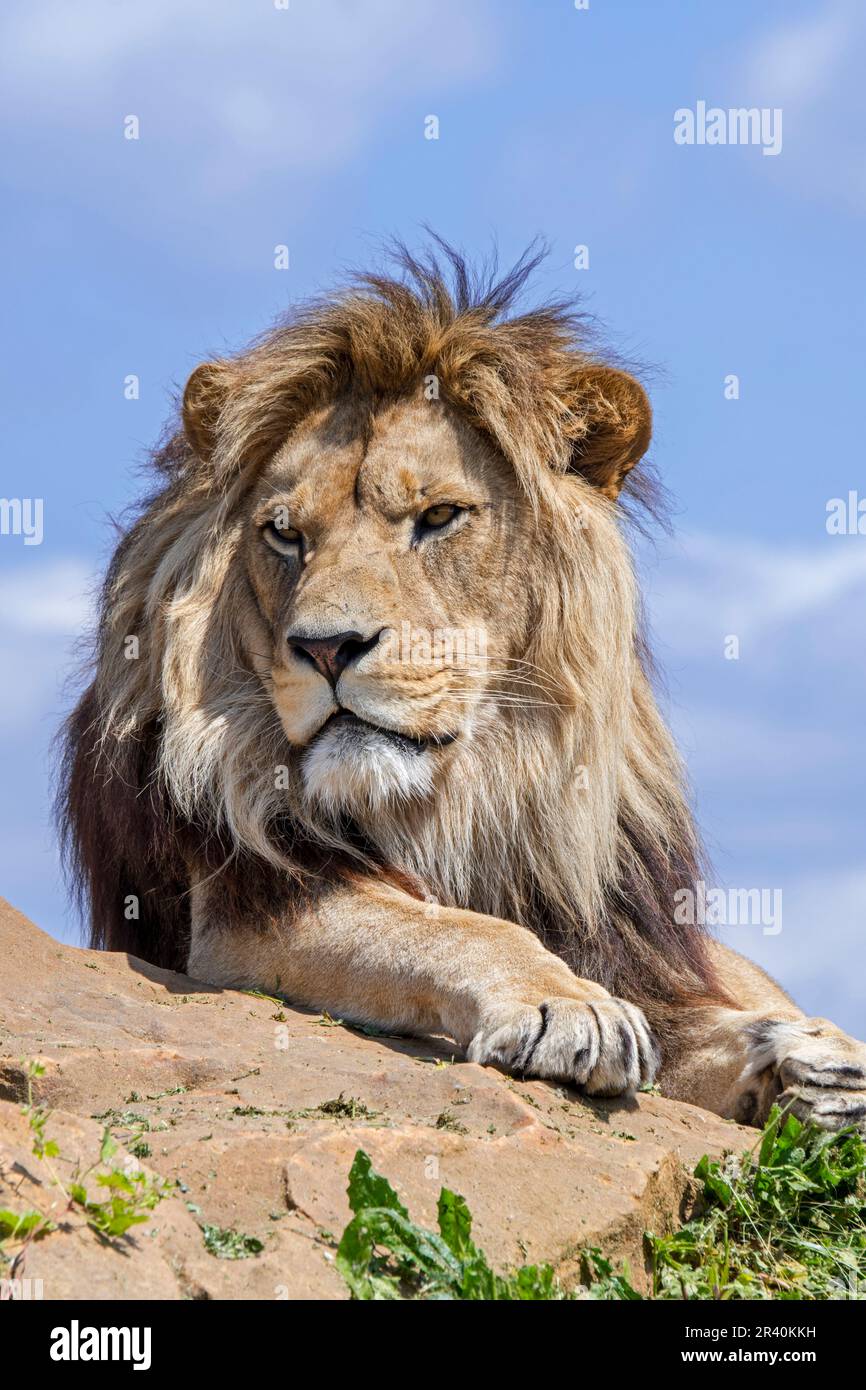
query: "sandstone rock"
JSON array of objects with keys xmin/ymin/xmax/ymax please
[{"xmin": 0, "ymin": 897, "xmax": 753, "ymax": 1299}]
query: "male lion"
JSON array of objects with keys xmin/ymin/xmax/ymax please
[{"xmin": 60, "ymin": 243, "xmax": 865, "ymax": 1131}]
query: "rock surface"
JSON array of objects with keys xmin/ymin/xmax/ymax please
[{"xmin": 0, "ymin": 897, "xmax": 753, "ymax": 1299}]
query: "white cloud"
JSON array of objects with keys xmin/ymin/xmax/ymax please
[
  {"xmin": 0, "ymin": 0, "xmax": 498, "ymax": 190},
  {"xmin": 0, "ymin": 560, "xmax": 93, "ymax": 730},
  {"xmin": 743, "ymin": 5, "xmax": 852, "ymax": 106},
  {"xmin": 640, "ymin": 529, "xmax": 865, "ymax": 869},
  {"xmin": 644, "ymin": 530, "xmax": 866, "ymax": 649},
  {"xmin": 0, "ymin": 560, "xmax": 94, "ymax": 634},
  {"xmin": 3, "ymin": 0, "xmax": 173, "ymax": 70},
  {"xmin": 737, "ymin": 0, "xmax": 866, "ymax": 213}
]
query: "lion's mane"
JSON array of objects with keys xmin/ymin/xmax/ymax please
[{"xmin": 58, "ymin": 241, "xmax": 717, "ymax": 1015}]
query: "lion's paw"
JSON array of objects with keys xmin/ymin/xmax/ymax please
[
  {"xmin": 466, "ymin": 995, "xmax": 659, "ymax": 1097},
  {"xmin": 739, "ymin": 1018, "xmax": 866, "ymax": 1131}
]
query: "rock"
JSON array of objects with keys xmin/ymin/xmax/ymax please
[{"xmin": 0, "ymin": 897, "xmax": 753, "ymax": 1299}]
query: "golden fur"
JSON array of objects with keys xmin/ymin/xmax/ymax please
[{"xmin": 60, "ymin": 242, "xmax": 866, "ymax": 1126}]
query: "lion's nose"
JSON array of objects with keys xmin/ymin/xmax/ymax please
[{"xmin": 286, "ymin": 628, "xmax": 384, "ymax": 686}]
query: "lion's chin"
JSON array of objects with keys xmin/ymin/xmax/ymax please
[{"xmin": 301, "ymin": 712, "xmax": 436, "ymax": 812}]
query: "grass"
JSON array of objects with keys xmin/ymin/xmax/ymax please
[
  {"xmin": 201, "ymin": 1224, "xmax": 265, "ymax": 1260},
  {"xmin": 641, "ymin": 1106, "xmax": 866, "ymax": 1300},
  {"xmin": 0, "ymin": 1062, "xmax": 172, "ymax": 1274},
  {"xmin": 435, "ymin": 1110, "xmax": 468, "ymax": 1135},
  {"xmin": 335, "ymin": 1106, "xmax": 866, "ymax": 1301},
  {"xmin": 317, "ymin": 1093, "xmax": 376, "ymax": 1120}
]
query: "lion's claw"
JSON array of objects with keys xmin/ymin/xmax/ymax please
[
  {"xmin": 739, "ymin": 1018, "xmax": 866, "ymax": 1131},
  {"xmin": 467, "ymin": 995, "xmax": 659, "ymax": 1097}
]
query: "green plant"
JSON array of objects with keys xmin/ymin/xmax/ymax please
[
  {"xmin": 336, "ymin": 1150, "xmax": 577, "ymax": 1299},
  {"xmin": 580, "ymin": 1247, "xmax": 643, "ymax": 1300},
  {"xmin": 644, "ymin": 1106, "xmax": 866, "ymax": 1300},
  {"xmin": 0, "ymin": 1206, "xmax": 55, "ymax": 1263},
  {"xmin": 202, "ymin": 1224, "xmax": 265, "ymax": 1260},
  {"xmin": 336, "ymin": 1106, "xmax": 866, "ymax": 1302},
  {"xmin": 66, "ymin": 1131, "xmax": 170, "ymax": 1239},
  {"xmin": 435, "ymin": 1111, "xmax": 468, "ymax": 1135},
  {"xmin": 9, "ymin": 1060, "xmax": 172, "ymax": 1248},
  {"xmin": 318, "ymin": 1093, "xmax": 375, "ymax": 1119}
]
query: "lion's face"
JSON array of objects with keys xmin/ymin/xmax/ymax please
[{"xmin": 242, "ymin": 393, "xmax": 531, "ymax": 811}]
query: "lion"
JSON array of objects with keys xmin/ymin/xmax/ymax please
[{"xmin": 59, "ymin": 241, "xmax": 866, "ymax": 1132}]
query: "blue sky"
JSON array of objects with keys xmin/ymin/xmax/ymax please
[{"xmin": 0, "ymin": 0, "xmax": 863, "ymax": 1032}]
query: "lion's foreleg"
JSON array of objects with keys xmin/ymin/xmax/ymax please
[{"xmin": 188, "ymin": 874, "xmax": 659, "ymax": 1096}]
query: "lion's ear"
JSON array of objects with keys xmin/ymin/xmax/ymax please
[
  {"xmin": 182, "ymin": 362, "xmax": 230, "ymax": 463},
  {"xmin": 565, "ymin": 366, "xmax": 651, "ymax": 500}
]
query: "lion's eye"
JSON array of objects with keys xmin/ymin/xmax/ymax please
[
  {"xmin": 264, "ymin": 520, "xmax": 302, "ymax": 555},
  {"xmin": 419, "ymin": 504, "xmax": 461, "ymax": 531}
]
